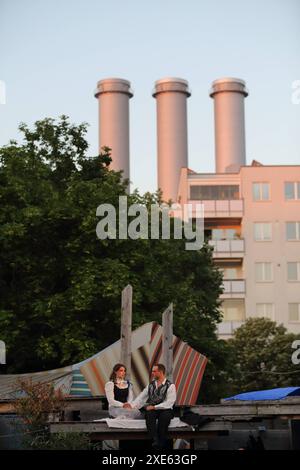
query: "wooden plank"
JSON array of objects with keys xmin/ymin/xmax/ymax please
[
  {"xmin": 190, "ymin": 405, "xmax": 259, "ymax": 416},
  {"xmin": 3, "ymin": 398, "xmax": 300, "ymax": 417},
  {"xmin": 162, "ymin": 303, "xmax": 173, "ymax": 381},
  {"xmin": 220, "ymin": 397, "xmax": 300, "ymax": 405},
  {"xmin": 190, "ymin": 403, "xmax": 300, "ymax": 416},
  {"xmin": 49, "ymin": 421, "xmax": 232, "ymax": 439},
  {"xmin": 120, "ymin": 284, "xmax": 132, "ymax": 379},
  {"xmin": 256, "ymin": 404, "xmax": 300, "ymax": 416},
  {"xmin": 89, "ymin": 431, "xmax": 225, "ymax": 441}
]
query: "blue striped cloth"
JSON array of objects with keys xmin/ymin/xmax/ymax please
[{"xmin": 70, "ymin": 369, "xmax": 92, "ymax": 397}]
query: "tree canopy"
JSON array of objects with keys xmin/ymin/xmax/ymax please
[
  {"xmin": 0, "ymin": 116, "xmax": 232, "ymax": 403},
  {"xmin": 2, "ymin": 117, "xmax": 299, "ymax": 403},
  {"xmin": 228, "ymin": 318, "xmax": 300, "ymax": 393}
]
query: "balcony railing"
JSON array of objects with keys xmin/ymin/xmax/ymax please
[
  {"xmin": 217, "ymin": 321, "xmax": 245, "ymax": 336},
  {"xmin": 220, "ymin": 279, "xmax": 246, "ymax": 298},
  {"xmin": 189, "ymin": 199, "xmax": 244, "ymax": 217},
  {"xmin": 208, "ymin": 239, "xmax": 245, "ymax": 257}
]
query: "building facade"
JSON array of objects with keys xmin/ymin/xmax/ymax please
[{"xmin": 177, "ymin": 164, "xmax": 300, "ymax": 338}]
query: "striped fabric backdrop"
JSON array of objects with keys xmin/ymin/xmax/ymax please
[
  {"xmin": 79, "ymin": 322, "xmax": 207, "ymax": 405},
  {"xmin": 0, "ymin": 323, "xmax": 207, "ymax": 406},
  {"xmin": 150, "ymin": 323, "xmax": 207, "ymax": 405}
]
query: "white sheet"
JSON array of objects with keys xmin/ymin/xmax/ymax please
[{"xmin": 93, "ymin": 417, "xmax": 189, "ymax": 429}]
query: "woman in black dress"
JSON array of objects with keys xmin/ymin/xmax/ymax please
[{"xmin": 105, "ymin": 363, "xmax": 141, "ymax": 418}]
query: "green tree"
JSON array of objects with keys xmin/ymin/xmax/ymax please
[
  {"xmin": 228, "ymin": 318, "xmax": 300, "ymax": 393},
  {"xmin": 0, "ymin": 116, "xmax": 231, "ymax": 403}
]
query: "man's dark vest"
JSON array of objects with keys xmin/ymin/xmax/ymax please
[{"xmin": 146, "ymin": 379, "xmax": 172, "ymax": 406}]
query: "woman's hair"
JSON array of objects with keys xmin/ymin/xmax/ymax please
[{"xmin": 109, "ymin": 363, "xmax": 127, "ymax": 383}]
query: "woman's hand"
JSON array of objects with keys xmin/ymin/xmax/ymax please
[{"xmin": 123, "ymin": 403, "xmax": 132, "ymax": 409}]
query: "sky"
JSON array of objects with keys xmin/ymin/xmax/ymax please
[{"xmin": 0, "ymin": 0, "xmax": 299, "ymax": 194}]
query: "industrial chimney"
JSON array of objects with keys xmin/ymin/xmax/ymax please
[
  {"xmin": 209, "ymin": 78, "xmax": 248, "ymax": 173},
  {"xmin": 94, "ymin": 78, "xmax": 133, "ymax": 187},
  {"xmin": 153, "ymin": 78, "xmax": 191, "ymax": 203}
]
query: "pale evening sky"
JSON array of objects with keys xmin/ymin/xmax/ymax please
[{"xmin": 0, "ymin": 0, "xmax": 299, "ymax": 194}]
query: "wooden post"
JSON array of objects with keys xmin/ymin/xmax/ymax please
[
  {"xmin": 0, "ymin": 341, "xmax": 5, "ymax": 365},
  {"xmin": 162, "ymin": 303, "xmax": 173, "ymax": 381},
  {"xmin": 120, "ymin": 284, "xmax": 132, "ymax": 380}
]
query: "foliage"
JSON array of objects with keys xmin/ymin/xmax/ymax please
[
  {"xmin": 0, "ymin": 116, "xmax": 230, "ymax": 403},
  {"xmin": 14, "ymin": 379, "xmax": 65, "ymax": 428},
  {"xmin": 227, "ymin": 318, "xmax": 300, "ymax": 393},
  {"xmin": 23, "ymin": 432, "xmax": 100, "ymax": 450},
  {"xmin": 13, "ymin": 378, "xmax": 73, "ymax": 449}
]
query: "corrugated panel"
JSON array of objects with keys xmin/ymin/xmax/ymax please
[
  {"xmin": 0, "ymin": 322, "xmax": 207, "ymax": 405},
  {"xmin": 149, "ymin": 323, "xmax": 207, "ymax": 405},
  {"xmin": 0, "ymin": 367, "xmax": 72, "ymax": 400},
  {"xmin": 80, "ymin": 322, "xmax": 207, "ymax": 405},
  {"xmin": 78, "ymin": 323, "xmax": 153, "ymax": 396}
]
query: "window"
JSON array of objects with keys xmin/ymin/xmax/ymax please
[
  {"xmin": 256, "ymin": 303, "xmax": 274, "ymax": 320},
  {"xmin": 222, "ymin": 268, "xmax": 238, "ymax": 279},
  {"xmin": 254, "ymin": 223, "xmax": 272, "ymax": 241},
  {"xmin": 227, "ymin": 229, "xmax": 237, "ymax": 239},
  {"xmin": 285, "ymin": 182, "xmax": 300, "ymax": 200},
  {"xmin": 255, "ymin": 263, "xmax": 273, "ymax": 282},
  {"xmin": 253, "ymin": 183, "xmax": 270, "ymax": 201},
  {"xmin": 287, "ymin": 262, "xmax": 300, "ymax": 281},
  {"xmin": 289, "ymin": 303, "xmax": 300, "ymax": 322},
  {"xmin": 212, "ymin": 228, "xmax": 238, "ymax": 240},
  {"xmin": 221, "ymin": 300, "xmax": 245, "ymax": 321},
  {"xmin": 212, "ymin": 229, "xmax": 223, "ymax": 240},
  {"xmin": 286, "ymin": 222, "xmax": 300, "ymax": 241},
  {"xmin": 190, "ymin": 185, "xmax": 240, "ymax": 200}
]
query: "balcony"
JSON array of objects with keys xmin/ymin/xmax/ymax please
[
  {"xmin": 220, "ymin": 279, "xmax": 246, "ymax": 299},
  {"xmin": 208, "ymin": 239, "xmax": 245, "ymax": 259},
  {"xmin": 217, "ymin": 321, "xmax": 245, "ymax": 338},
  {"xmin": 188, "ymin": 199, "xmax": 244, "ymax": 218}
]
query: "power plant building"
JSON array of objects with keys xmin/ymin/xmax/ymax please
[{"xmin": 95, "ymin": 76, "xmax": 300, "ymax": 338}]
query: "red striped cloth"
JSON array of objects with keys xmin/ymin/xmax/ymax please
[{"xmin": 80, "ymin": 322, "xmax": 207, "ymax": 405}]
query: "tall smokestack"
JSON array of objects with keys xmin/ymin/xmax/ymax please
[
  {"xmin": 153, "ymin": 78, "xmax": 191, "ymax": 203},
  {"xmin": 210, "ymin": 78, "xmax": 248, "ymax": 173},
  {"xmin": 94, "ymin": 78, "xmax": 133, "ymax": 186}
]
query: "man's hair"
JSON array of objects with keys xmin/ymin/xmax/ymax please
[{"xmin": 153, "ymin": 363, "xmax": 166, "ymax": 375}]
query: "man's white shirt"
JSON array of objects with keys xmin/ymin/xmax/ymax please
[{"xmin": 131, "ymin": 379, "xmax": 176, "ymax": 410}]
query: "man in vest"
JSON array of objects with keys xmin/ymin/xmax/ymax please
[{"xmin": 131, "ymin": 363, "xmax": 177, "ymax": 449}]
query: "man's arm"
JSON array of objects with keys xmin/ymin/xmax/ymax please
[{"xmin": 153, "ymin": 384, "xmax": 176, "ymax": 410}]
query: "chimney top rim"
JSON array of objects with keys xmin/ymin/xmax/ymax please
[
  {"xmin": 94, "ymin": 78, "xmax": 133, "ymax": 98},
  {"xmin": 211, "ymin": 77, "xmax": 246, "ymax": 86},
  {"xmin": 209, "ymin": 77, "xmax": 248, "ymax": 97},
  {"xmin": 153, "ymin": 77, "xmax": 191, "ymax": 97},
  {"xmin": 96, "ymin": 77, "xmax": 131, "ymax": 85},
  {"xmin": 154, "ymin": 77, "xmax": 189, "ymax": 86}
]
